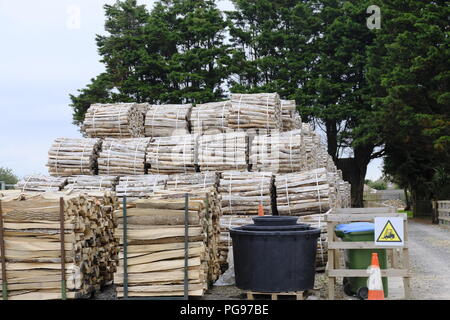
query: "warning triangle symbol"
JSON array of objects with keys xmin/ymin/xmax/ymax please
[{"xmin": 377, "ymin": 220, "xmax": 402, "ymax": 242}]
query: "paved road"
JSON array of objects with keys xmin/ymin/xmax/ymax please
[{"xmin": 409, "ymin": 219, "xmax": 450, "ymax": 299}]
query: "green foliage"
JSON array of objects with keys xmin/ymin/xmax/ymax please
[
  {"xmin": 0, "ymin": 167, "xmax": 18, "ymax": 185},
  {"xmin": 366, "ymin": 179, "xmax": 387, "ymax": 191}
]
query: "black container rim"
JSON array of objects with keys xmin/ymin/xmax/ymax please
[
  {"xmin": 230, "ymin": 226, "xmax": 321, "ymax": 237},
  {"xmin": 252, "ymin": 216, "xmax": 298, "ymax": 226},
  {"xmin": 241, "ymin": 223, "xmax": 309, "ymax": 231}
]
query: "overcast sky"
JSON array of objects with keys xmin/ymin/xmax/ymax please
[{"xmin": 0, "ymin": 0, "xmax": 383, "ymax": 180}]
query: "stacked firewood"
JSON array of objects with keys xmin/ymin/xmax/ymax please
[
  {"xmin": 249, "ymin": 129, "xmax": 305, "ymax": 173},
  {"xmin": 82, "ymin": 103, "xmax": 144, "ymax": 138},
  {"xmin": 146, "ymin": 135, "xmax": 198, "ymax": 174},
  {"xmin": 275, "ymin": 168, "xmax": 332, "ymax": 216},
  {"xmin": 198, "ymin": 132, "xmax": 248, "ymax": 172},
  {"xmin": 145, "ymin": 104, "xmax": 192, "ymax": 137},
  {"xmin": 219, "ymin": 172, "xmax": 274, "ymax": 215},
  {"xmin": 47, "ymin": 138, "xmax": 101, "ymax": 176},
  {"xmin": 191, "ymin": 101, "xmax": 232, "ymax": 135},
  {"xmin": 15, "ymin": 175, "xmax": 68, "ymax": 192},
  {"xmin": 115, "ymin": 175, "xmax": 168, "ymax": 202},
  {"xmin": 228, "ymin": 93, "xmax": 282, "ymax": 132},
  {"xmin": 63, "ymin": 176, "xmax": 119, "ymax": 193},
  {"xmin": 280, "ymin": 100, "xmax": 297, "ymax": 131},
  {"xmin": 97, "ymin": 138, "xmax": 151, "ymax": 176},
  {"xmin": 0, "ymin": 192, "xmax": 119, "ymax": 300},
  {"xmin": 114, "ymin": 194, "xmax": 220, "ymax": 297}
]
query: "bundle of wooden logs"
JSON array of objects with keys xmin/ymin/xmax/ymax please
[
  {"xmin": 191, "ymin": 101, "xmax": 232, "ymax": 135},
  {"xmin": 297, "ymin": 214, "xmax": 328, "ymax": 271},
  {"xmin": 228, "ymin": 93, "xmax": 282, "ymax": 132},
  {"xmin": 97, "ymin": 138, "xmax": 151, "ymax": 176},
  {"xmin": 249, "ymin": 129, "xmax": 306, "ymax": 173},
  {"xmin": 280, "ymin": 100, "xmax": 297, "ymax": 131},
  {"xmin": 15, "ymin": 175, "xmax": 68, "ymax": 192},
  {"xmin": 198, "ymin": 132, "xmax": 248, "ymax": 172},
  {"xmin": 145, "ymin": 104, "xmax": 192, "ymax": 137},
  {"xmin": 115, "ymin": 175, "xmax": 168, "ymax": 202},
  {"xmin": 63, "ymin": 176, "xmax": 119, "ymax": 193},
  {"xmin": 219, "ymin": 172, "xmax": 274, "ymax": 216},
  {"xmin": 47, "ymin": 138, "xmax": 101, "ymax": 176},
  {"xmin": 82, "ymin": 103, "xmax": 144, "ymax": 138},
  {"xmin": 114, "ymin": 193, "xmax": 220, "ymax": 298},
  {"xmin": 0, "ymin": 192, "xmax": 119, "ymax": 300},
  {"xmin": 165, "ymin": 172, "xmax": 220, "ymax": 192},
  {"xmin": 275, "ymin": 168, "xmax": 332, "ymax": 216},
  {"xmin": 146, "ymin": 135, "xmax": 198, "ymax": 174}
]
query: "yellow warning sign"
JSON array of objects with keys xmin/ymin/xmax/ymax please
[{"xmin": 376, "ymin": 220, "xmax": 402, "ymax": 242}]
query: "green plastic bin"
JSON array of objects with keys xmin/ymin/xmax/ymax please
[{"xmin": 335, "ymin": 223, "xmax": 388, "ymax": 299}]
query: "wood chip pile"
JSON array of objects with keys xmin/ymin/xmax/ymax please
[
  {"xmin": 82, "ymin": 103, "xmax": 144, "ymax": 138},
  {"xmin": 47, "ymin": 138, "xmax": 101, "ymax": 176}
]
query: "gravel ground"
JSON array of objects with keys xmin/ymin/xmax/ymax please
[{"xmin": 91, "ymin": 218, "xmax": 450, "ymax": 300}]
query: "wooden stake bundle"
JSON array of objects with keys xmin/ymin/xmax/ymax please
[
  {"xmin": 275, "ymin": 168, "xmax": 332, "ymax": 216},
  {"xmin": 115, "ymin": 175, "xmax": 168, "ymax": 202},
  {"xmin": 82, "ymin": 103, "xmax": 144, "ymax": 138},
  {"xmin": 229, "ymin": 93, "xmax": 282, "ymax": 132},
  {"xmin": 280, "ymin": 100, "xmax": 297, "ymax": 131},
  {"xmin": 145, "ymin": 104, "xmax": 192, "ymax": 137},
  {"xmin": 249, "ymin": 129, "xmax": 306, "ymax": 173},
  {"xmin": 219, "ymin": 172, "xmax": 274, "ymax": 215},
  {"xmin": 15, "ymin": 175, "xmax": 68, "ymax": 193},
  {"xmin": 47, "ymin": 138, "xmax": 101, "ymax": 176},
  {"xmin": 191, "ymin": 101, "xmax": 231, "ymax": 135},
  {"xmin": 297, "ymin": 214, "xmax": 328, "ymax": 270},
  {"xmin": 114, "ymin": 194, "xmax": 221, "ymax": 297},
  {"xmin": 146, "ymin": 135, "xmax": 198, "ymax": 174},
  {"xmin": 198, "ymin": 132, "xmax": 248, "ymax": 172},
  {"xmin": 98, "ymin": 138, "xmax": 151, "ymax": 176},
  {"xmin": 63, "ymin": 176, "xmax": 119, "ymax": 193},
  {"xmin": 0, "ymin": 192, "xmax": 118, "ymax": 300},
  {"xmin": 165, "ymin": 172, "xmax": 220, "ymax": 192}
]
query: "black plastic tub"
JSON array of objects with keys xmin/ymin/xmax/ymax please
[{"xmin": 230, "ymin": 216, "xmax": 321, "ymax": 293}]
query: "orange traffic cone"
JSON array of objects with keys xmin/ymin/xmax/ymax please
[
  {"xmin": 258, "ymin": 203, "xmax": 264, "ymax": 216},
  {"xmin": 367, "ymin": 253, "xmax": 384, "ymax": 300}
]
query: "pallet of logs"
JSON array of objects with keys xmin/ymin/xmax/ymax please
[
  {"xmin": 146, "ymin": 135, "xmax": 198, "ymax": 174},
  {"xmin": 82, "ymin": 103, "xmax": 144, "ymax": 138},
  {"xmin": 98, "ymin": 138, "xmax": 151, "ymax": 176},
  {"xmin": 145, "ymin": 104, "xmax": 192, "ymax": 137},
  {"xmin": 63, "ymin": 176, "xmax": 119, "ymax": 193},
  {"xmin": 15, "ymin": 175, "xmax": 68, "ymax": 192},
  {"xmin": 47, "ymin": 138, "xmax": 101, "ymax": 176},
  {"xmin": 219, "ymin": 172, "xmax": 274, "ymax": 216},
  {"xmin": 249, "ymin": 129, "xmax": 306, "ymax": 173},
  {"xmin": 280, "ymin": 100, "xmax": 297, "ymax": 131},
  {"xmin": 198, "ymin": 132, "xmax": 248, "ymax": 172},
  {"xmin": 229, "ymin": 93, "xmax": 282, "ymax": 132},
  {"xmin": 0, "ymin": 192, "xmax": 118, "ymax": 300},
  {"xmin": 191, "ymin": 101, "xmax": 232, "ymax": 135},
  {"xmin": 115, "ymin": 175, "xmax": 168, "ymax": 202},
  {"xmin": 165, "ymin": 172, "xmax": 220, "ymax": 192},
  {"xmin": 275, "ymin": 168, "xmax": 332, "ymax": 216},
  {"xmin": 114, "ymin": 194, "xmax": 220, "ymax": 297}
]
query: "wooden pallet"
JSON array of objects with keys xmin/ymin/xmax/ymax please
[{"xmin": 246, "ymin": 291, "xmax": 307, "ymax": 300}]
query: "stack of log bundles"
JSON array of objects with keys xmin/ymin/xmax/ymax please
[
  {"xmin": 280, "ymin": 100, "xmax": 297, "ymax": 131},
  {"xmin": 146, "ymin": 134, "xmax": 198, "ymax": 174},
  {"xmin": 47, "ymin": 138, "xmax": 101, "ymax": 176},
  {"xmin": 98, "ymin": 138, "xmax": 151, "ymax": 176},
  {"xmin": 135, "ymin": 103, "xmax": 150, "ymax": 117},
  {"xmin": 191, "ymin": 101, "xmax": 232, "ymax": 135},
  {"xmin": 229, "ymin": 93, "xmax": 282, "ymax": 132},
  {"xmin": 82, "ymin": 103, "xmax": 144, "ymax": 138},
  {"xmin": 218, "ymin": 215, "xmax": 253, "ymax": 270},
  {"xmin": 249, "ymin": 129, "xmax": 306, "ymax": 173},
  {"xmin": 149, "ymin": 189, "xmax": 222, "ymax": 283},
  {"xmin": 297, "ymin": 214, "xmax": 328, "ymax": 270},
  {"xmin": 0, "ymin": 192, "xmax": 119, "ymax": 300},
  {"xmin": 115, "ymin": 175, "xmax": 168, "ymax": 202},
  {"xmin": 114, "ymin": 196, "xmax": 220, "ymax": 297},
  {"xmin": 198, "ymin": 132, "xmax": 248, "ymax": 172},
  {"xmin": 165, "ymin": 172, "xmax": 220, "ymax": 192},
  {"xmin": 145, "ymin": 104, "xmax": 192, "ymax": 137},
  {"xmin": 63, "ymin": 176, "xmax": 119, "ymax": 193},
  {"xmin": 275, "ymin": 168, "xmax": 332, "ymax": 216},
  {"xmin": 15, "ymin": 175, "xmax": 68, "ymax": 192},
  {"xmin": 219, "ymin": 172, "xmax": 274, "ymax": 216}
]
